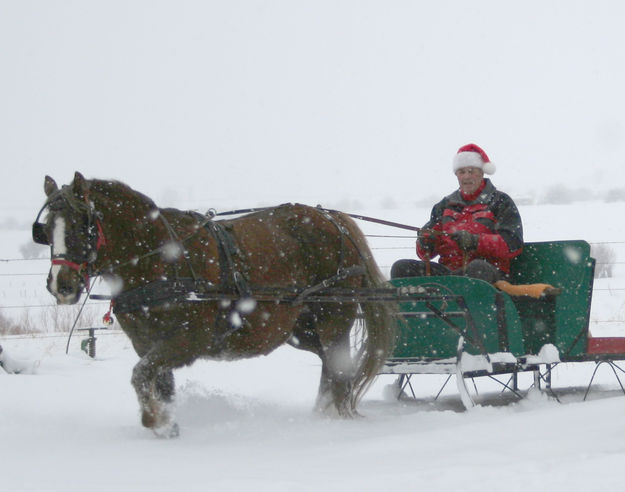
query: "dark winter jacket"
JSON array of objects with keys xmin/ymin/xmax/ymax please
[{"xmin": 417, "ymin": 179, "xmax": 523, "ymax": 274}]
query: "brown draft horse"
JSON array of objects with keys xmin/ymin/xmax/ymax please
[{"xmin": 35, "ymin": 172, "xmax": 396, "ymax": 436}]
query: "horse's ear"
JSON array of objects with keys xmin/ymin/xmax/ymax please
[
  {"xmin": 72, "ymin": 172, "xmax": 90, "ymax": 200},
  {"xmin": 44, "ymin": 176, "xmax": 58, "ymax": 197}
]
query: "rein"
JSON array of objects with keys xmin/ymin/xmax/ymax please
[
  {"xmin": 44, "ymin": 198, "xmax": 437, "ymax": 297},
  {"xmin": 326, "ymin": 209, "xmax": 423, "ymax": 233},
  {"xmin": 210, "ymin": 205, "xmax": 425, "ymax": 234},
  {"xmin": 45, "ymin": 196, "xmax": 440, "ymax": 313}
]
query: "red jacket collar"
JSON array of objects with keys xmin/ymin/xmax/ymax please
[{"xmin": 460, "ymin": 179, "xmax": 487, "ymax": 202}]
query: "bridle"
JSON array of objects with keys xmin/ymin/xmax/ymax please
[
  {"xmin": 32, "ymin": 182, "xmax": 202, "ymax": 293},
  {"xmin": 32, "ymin": 186, "xmax": 107, "ymax": 290}
]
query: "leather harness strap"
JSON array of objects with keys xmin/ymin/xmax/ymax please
[{"xmin": 202, "ymin": 219, "xmax": 250, "ymax": 298}]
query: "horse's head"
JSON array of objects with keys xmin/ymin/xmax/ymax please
[{"xmin": 33, "ymin": 172, "xmax": 106, "ymax": 304}]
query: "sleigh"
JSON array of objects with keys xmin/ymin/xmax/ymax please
[{"xmin": 379, "ymin": 240, "xmax": 625, "ymax": 407}]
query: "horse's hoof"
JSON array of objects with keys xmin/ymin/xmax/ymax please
[{"xmin": 152, "ymin": 421, "xmax": 180, "ymax": 439}]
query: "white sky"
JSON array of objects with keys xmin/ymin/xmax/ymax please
[{"xmin": 2, "ymin": 1, "xmax": 625, "ymax": 222}]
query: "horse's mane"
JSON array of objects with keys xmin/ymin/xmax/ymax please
[{"xmin": 88, "ymin": 178, "xmax": 158, "ymax": 213}]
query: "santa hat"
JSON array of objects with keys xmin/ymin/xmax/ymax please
[{"xmin": 452, "ymin": 143, "xmax": 496, "ymax": 175}]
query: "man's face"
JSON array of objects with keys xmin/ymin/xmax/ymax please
[{"xmin": 455, "ymin": 167, "xmax": 484, "ymax": 195}]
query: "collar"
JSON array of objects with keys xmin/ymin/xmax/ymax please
[
  {"xmin": 460, "ymin": 179, "xmax": 487, "ymax": 202},
  {"xmin": 446, "ymin": 178, "xmax": 496, "ymax": 206}
]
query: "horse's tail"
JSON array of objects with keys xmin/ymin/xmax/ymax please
[{"xmin": 338, "ymin": 215, "xmax": 397, "ymax": 410}]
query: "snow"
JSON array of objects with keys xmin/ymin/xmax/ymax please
[
  {"xmin": 2, "ymin": 332, "xmax": 625, "ymax": 491},
  {"xmin": 161, "ymin": 241, "xmax": 184, "ymax": 262},
  {"xmin": 526, "ymin": 344, "xmax": 562, "ymax": 366}
]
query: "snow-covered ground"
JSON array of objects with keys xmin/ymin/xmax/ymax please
[
  {"xmin": 0, "ymin": 333, "xmax": 625, "ymax": 492},
  {"xmin": 2, "ymin": 201, "xmax": 625, "ymax": 491},
  {"xmin": 2, "ymin": 329, "xmax": 625, "ymax": 492}
]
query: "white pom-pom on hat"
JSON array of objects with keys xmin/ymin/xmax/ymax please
[{"xmin": 452, "ymin": 143, "xmax": 496, "ymax": 175}]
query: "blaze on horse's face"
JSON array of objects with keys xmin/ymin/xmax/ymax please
[{"xmin": 39, "ymin": 174, "xmax": 95, "ymax": 305}]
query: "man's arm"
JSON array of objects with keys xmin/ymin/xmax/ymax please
[{"xmin": 476, "ymin": 193, "xmax": 523, "ymax": 259}]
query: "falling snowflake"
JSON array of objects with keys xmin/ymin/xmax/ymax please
[{"xmin": 162, "ymin": 241, "xmax": 183, "ymax": 262}]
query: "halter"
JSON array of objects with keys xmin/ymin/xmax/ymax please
[{"xmin": 32, "ymin": 186, "xmax": 107, "ymax": 290}]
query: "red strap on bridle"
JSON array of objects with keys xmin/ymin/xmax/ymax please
[
  {"xmin": 51, "ymin": 258, "xmax": 83, "ymax": 269},
  {"xmin": 51, "ymin": 258, "xmax": 91, "ymax": 289}
]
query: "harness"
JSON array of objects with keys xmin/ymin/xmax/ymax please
[
  {"xmin": 109, "ymin": 206, "xmax": 367, "ymax": 321},
  {"xmin": 202, "ymin": 219, "xmax": 250, "ymax": 298},
  {"xmin": 37, "ymin": 195, "xmax": 371, "ymax": 342}
]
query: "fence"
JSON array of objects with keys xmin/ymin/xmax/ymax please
[{"xmin": 2, "ymin": 236, "xmax": 625, "ymax": 333}]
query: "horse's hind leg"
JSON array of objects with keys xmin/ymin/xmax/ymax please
[
  {"xmin": 317, "ymin": 333, "xmax": 358, "ymax": 417},
  {"xmin": 312, "ymin": 304, "xmax": 359, "ymax": 418},
  {"xmin": 131, "ymin": 344, "xmax": 179, "ymax": 438}
]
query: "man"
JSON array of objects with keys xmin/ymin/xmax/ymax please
[{"xmin": 391, "ymin": 143, "xmax": 523, "ymax": 283}]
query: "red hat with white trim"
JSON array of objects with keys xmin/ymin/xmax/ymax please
[{"xmin": 452, "ymin": 143, "xmax": 496, "ymax": 175}]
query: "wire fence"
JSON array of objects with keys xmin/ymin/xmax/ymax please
[
  {"xmin": 0, "ymin": 329, "xmax": 126, "ymax": 342},
  {"xmin": 2, "ymin": 236, "xmax": 625, "ymax": 311}
]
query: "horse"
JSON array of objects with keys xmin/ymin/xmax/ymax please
[{"xmin": 34, "ymin": 172, "xmax": 396, "ymax": 436}]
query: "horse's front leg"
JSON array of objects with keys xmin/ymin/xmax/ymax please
[{"xmin": 131, "ymin": 347, "xmax": 178, "ymax": 438}]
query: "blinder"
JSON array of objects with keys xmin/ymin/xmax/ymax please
[
  {"xmin": 32, "ymin": 201, "xmax": 51, "ymax": 245},
  {"xmin": 32, "ymin": 221, "xmax": 49, "ymax": 245}
]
